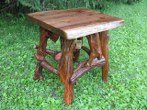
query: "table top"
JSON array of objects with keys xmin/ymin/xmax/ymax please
[{"xmin": 28, "ymin": 8, "xmax": 124, "ymax": 39}]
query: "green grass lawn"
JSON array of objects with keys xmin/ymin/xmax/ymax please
[{"xmin": 0, "ymin": 0, "xmax": 147, "ymax": 110}]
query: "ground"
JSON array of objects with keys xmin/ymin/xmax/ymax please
[{"xmin": 0, "ymin": 0, "xmax": 147, "ymax": 110}]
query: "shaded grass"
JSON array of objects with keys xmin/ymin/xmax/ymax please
[{"xmin": 0, "ymin": 0, "xmax": 147, "ymax": 110}]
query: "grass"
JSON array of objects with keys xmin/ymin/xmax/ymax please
[{"xmin": 0, "ymin": 0, "xmax": 147, "ymax": 110}]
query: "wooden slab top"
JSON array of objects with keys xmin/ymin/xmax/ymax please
[{"xmin": 28, "ymin": 8, "xmax": 124, "ymax": 39}]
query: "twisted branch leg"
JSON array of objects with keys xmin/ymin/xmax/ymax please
[
  {"xmin": 85, "ymin": 33, "xmax": 102, "ymax": 67},
  {"xmin": 34, "ymin": 27, "xmax": 48, "ymax": 80},
  {"xmin": 58, "ymin": 39, "xmax": 75, "ymax": 105}
]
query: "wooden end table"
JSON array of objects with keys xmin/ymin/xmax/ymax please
[{"xmin": 28, "ymin": 8, "xmax": 124, "ymax": 105}]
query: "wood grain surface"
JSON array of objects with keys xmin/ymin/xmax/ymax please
[{"xmin": 28, "ymin": 8, "xmax": 124, "ymax": 39}]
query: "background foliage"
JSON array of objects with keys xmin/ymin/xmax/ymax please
[
  {"xmin": 0, "ymin": 0, "xmax": 142, "ymax": 13},
  {"xmin": 0, "ymin": 0, "xmax": 146, "ymax": 109}
]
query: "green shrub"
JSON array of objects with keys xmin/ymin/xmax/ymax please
[
  {"xmin": 110, "ymin": 0, "xmax": 142, "ymax": 4},
  {"xmin": 17, "ymin": 0, "xmax": 107, "ymax": 11},
  {"xmin": 17, "ymin": 0, "xmax": 142, "ymax": 11},
  {"xmin": 1, "ymin": 0, "xmax": 142, "ymax": 13}
]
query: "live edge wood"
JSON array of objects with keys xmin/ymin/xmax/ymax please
[
  {"xmin": 27, "ymin": 8, "xmax": 124, "ymax": 39},
  {"xmin": 29, "ymin": 8, "xmax": 124, "ymax": 105}
]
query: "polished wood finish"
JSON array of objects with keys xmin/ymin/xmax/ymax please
[
  {"xmin": 34, "ymin": 28, "xmax": 59, "ymax": 79},
  {"xmin": 28, "ymin": 8, "xmax": 124, "ymax": 105},
  {"xmin": 100, "ymin": 31, "xmax": 109, "ymax": 81},
  {"xmin": 71, "ymin": 57, "xmax": 105, "ymax": 84},
  {"xmin": 41, "ymin": 60, "xmax": 58, "ymax": 75},
  {"xmin": 34, "ymin": 45, "xmax": 60, "ymax": 60},
  {"xmin": 85, "ymin": 33, "xmax": 102, "ymax": 67},
  {"xmin": 28, "ymin": 8, "xmax": 124, "ymax": 39},
  {"xmin": 34, "ymin": 27, "xmax": 48, "ymax": 80},
  {"xmin": 58, "ymin": 39, "xmax": 75, "ymax": 105}
]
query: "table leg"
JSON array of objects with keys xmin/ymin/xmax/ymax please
[
  {"xmin": 58, "ymin": 39, "xmax": 75, "ymax": 105},
  {"xmin": 34, "ymin": 27, "xmax": 48, "ymax": 80},
  {"xmin": 99, "ymin": 31, "xmax": 109, "ymax": 81},
  {"xmin": 85, "ymin": 33, "xmax": 102, "ymax": 67},
  {"xmin": 34, "ymin": 62, "xmax": 43, "ymax": 80}
]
